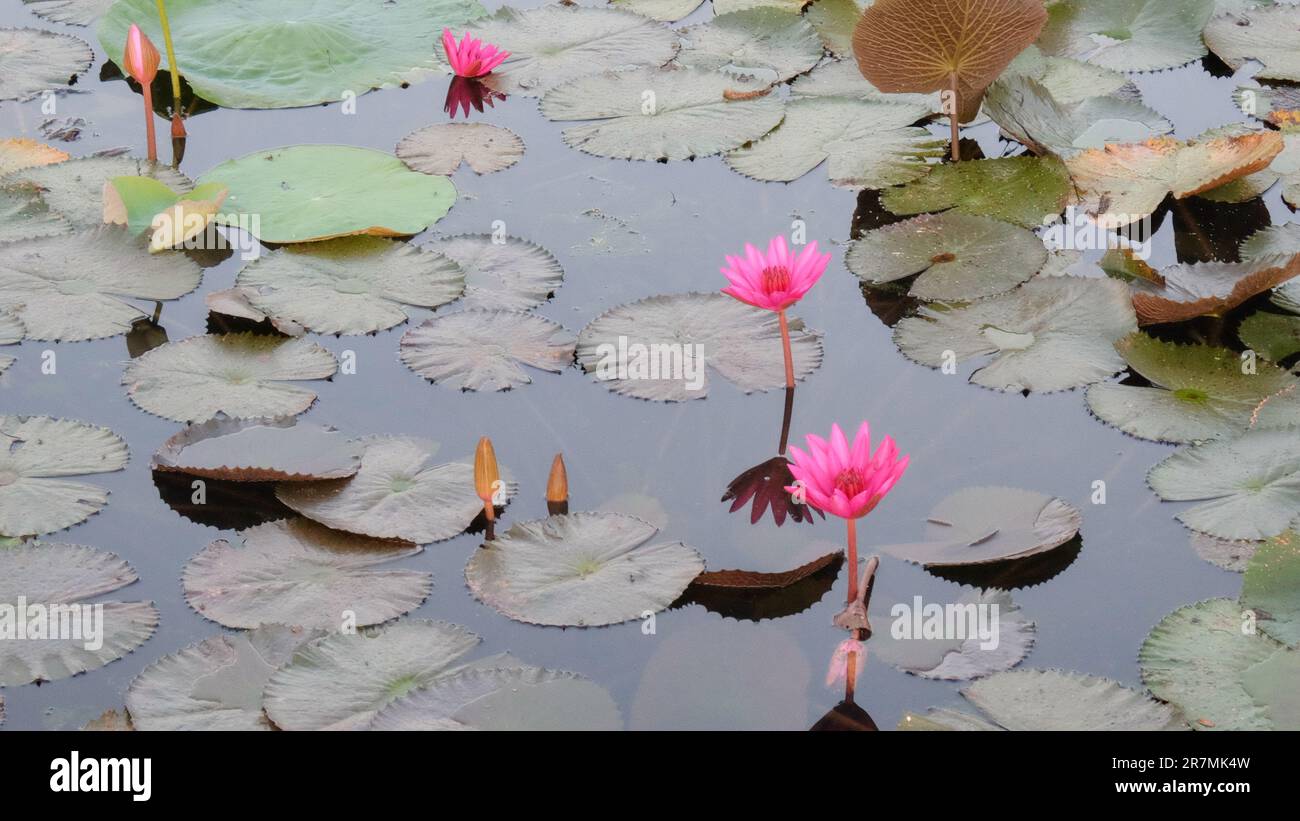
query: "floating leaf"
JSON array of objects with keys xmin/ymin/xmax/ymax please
[
  {"xmin": 0, "ymin": 138, "xmax": 69, "ymax": 176},
  {"xmin": 1037, "ymin": 0, "xmax": 1215, "ymax": 72},
  {"xmin": 680, "ymin": 552, "xmax": 842, "ymax": 621},
  {"xmin": 0, "ymin": 187, "xmax": 67, "ymax": 245},
  {"xmin": 198, "ymin": 146, "xmax": 456, "ymax": 244},
  {"xmin": 576, "ymin": 292, "xmax": 823, "ymax": 401},
  {"xmin": 675, "ymin": 9, "xmax": 823, "ymax": 83},
  {"xmin": 1001, "ymin": 43, "xmax": 1136, "ymax": 104},
  {"xmin": 0, "ymin": 311, "xmax": 19, "ymax": 374},
  {"xmin": 82, "ymin": 709, "xmax": 133, "ymax": 730},
  {"xmin": 152, "ymin": 417, "xmax": 362, "ymax": 482},
  {"xmin": 234, "ymin": 237, "xmax": 464, "ymax": 335},
  {"xmin": 125, "ymin": 625, "xmax": 322, "ymax": 730},
  {"xmin": 4, "ymin": 154, "xmax": 192, "ymax": 229},
  {"xmin": 276, "ymin": 436, "xmax": 516, "ymax": 544},
  {"xmin": 881, "ymin": 157, "xmax": 1071, "ymax": 229},
  {"xmin": 0, "ymin": 416, "xmax": 128, "ymax": 538},
  {"xmin": 102, "ymin": 176, "xmax": 224, "ymax": 237},
  {"xmin": 428, "ymin": 234, "xmax": 563, "ymax": 311},
  {"xmin": 851, "ymin": 0, "xmax": 1048, "ymax": 123},
  {"xmin": 470, "ymin": 6, "xmax": 678, "ymax": 96},
  {"xmin": 806, "ymin": 0, "xmax": 867, "ymax": 57},
  {"xmin": 789, "ymin": 59, "xmax": 938, "ymax": 106},
  {"xmin": 1129, "ymin": 253, "xmax": 1300, "ymax": 325},
  {"xmin": 0, "ymin": 28, "xmax": 94, "ymax": 102},
  {"xmin": 873, "ymin": 590, "xmax": 1035, "ymax": 680},
  {"xmin": 396, "ymin": 123, "xmax": 525, "ymax": 175},
  {"xmin": 0, "ymin": 543, "xmax": 158, "ymax": 686},
  {"xmin": 466, "ymin": 512, "xmax": 705, "ymax": 627},
  {"xmin": 690, "ymin": 552, "xmax": 840, "ymax": 590},
  {"xmin": 1086, "ymin": 334, "xmax": 1300, "ymax": 443},
  {"xmin": 100, "ymin": 0, "xmax": 487, "ymax": 109},
  {"xmin": 183, "ymin": 518, "xmax": 431, "ymax": 631},
  {"xmin": 400, "ymin": 310, "xmax": 576, "ymax": 392},
  {"xmin": 1241, "ymin": 533, "xmax": 1300, "ymax": 647},
  {"xmin": 542, "ymin": 67, "xmax": 785, "ymax": 161},
  {"xmin": 1191, "ymin": 532, "xmax": 1260, "ymax": 573},
  {"xmin": 1205, "ymin": 6, "xmax": 1300, "ymax": 82},
  {"xmin": 121, "ymin": 333, "xmax": 338, "ymax": 423},
  {"xmin": 610, "ymin": 0, "xmax": 706, "ymax": 21},
  {"xmin": 1148, "ymin": 426, "xmax": 1300, "ymax": 541},
  {"xmin": 22, "ymin": 0, "xmax": 113, "ymax": 26},
  {"xmin": 1240, "ymin": 310, "xmax": 1300, "ymax": 362},
  {"xmin": 878, "ymin": 486, "xmax": 1083, "ymax": 567},
  {"xmin": 848, "ymin": 212, "xmax": 1047, "ymax": 301},
  {"xmin": 896, "ymin": 276, "xmax": 1137, "ymax": 392},
  {"xmin": 962, "ymin": 669, "xmax": 1181, "ymax": 730}
]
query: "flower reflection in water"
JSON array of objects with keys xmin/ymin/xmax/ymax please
[
  {"xmin": 722, "ymin": 387, "xmax": 823, "ymax": 526},
  {"xmin": 444, "ymin": 76, "xmax": 507, "ymax": 120}
]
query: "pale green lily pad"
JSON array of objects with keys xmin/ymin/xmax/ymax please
[
  {"xmin": 1240, "ymin": 647, "xmax": 1300, "ymax": 729},
  {"xmin": 543, "ymin": 67, "xmax": 785, "ymax": 161},
  {"xmin": 847, "ymin": 212, "xmax": 1048, "ymax": 302},
  {"xmin": 152, "ymin": 417, "xmax": 361, "ymax": 482},
  {"xmin": 675, "ymin": 8, "xmax": 823, "ymax": 83},
  {"xmin": 0, "ymin": 311, "xmax": 19, "ymax": 375},
  {"xmin": 1205, "ymin": 6, "xmax": 1300, "ymax": 82},
  {"xmin": 788, "ymin": 58, "xmax": 935, "ymax": 108},
  {"xmin": 276, "ymin": 436, "xmax": 516, "ymax": 544},
  {"xmin": 368, "ymin": 665, "xmax": 623, "ymax": 730},
  {"xmin": 429, "ymin": 234, "xmax": 563, "ymax": 311},
  {"xmin": 125, "ymin": 624, "xmax": 323, "ymax": 731},
  {"xmin": 1037, "ymin": 0, "xmax": 1215, "ymax": 72},
  {"xmin": 894, "ymin": 276, "xmax": 1138, "ymax": 393},
  {"xmin": 400, "ymin": 310, "xmax": 576, "ymax": 392},
  {"xmin": 0, "ymin": 542, "xmax": 158, "ymax": 686},
  {"xmin": 1241, "ymin": 533, "xmax": 1300, "ymax": 647},
  {"xmin": 805, "ymin": 0, "xmax": 867, "ymax": 57},
  {"xmin": 610, "ymin": 0, "xmax": 706, "ymax": 22},
  {"xmin": 4, "ymin": 154, "xmax": 193, "ymax": 229},
  {"xmin": 872, "ymin": 589, "xmax": 1035, "ymax": 680},
  {"xmin": 0, "ymin": 28, "xmax": 93, "ymax": 102},
  {"xmin": 1240, "ymin": 310, "xmax": 1300, "ymax": 362},
  {"xmin": 714, "ymin": 0, "xmax": 808, "ymax": 11},
  {"xmin": 99, "ymin": 0, "xmax": 487, "ymax": 109},
  {"xmin": 102, "ymin": 177, "xmax": 226, "ymax": 238},
  {"xmin": 198, "ymin": 146, "xmax": 456, "ymax": 244},
  {"xmin": 234, "ymin": 237, "xmax": 464, "ymax": 335},
  {"xmin": 465, "ymin": 512, "xmax": 705, "ymax": 627},
  {"xmin": 471, "ymin": 6, "xmax": 679, "ymax": 97},
  {"xmin": 1001, "ymin": 44, "xmax": 1136, "ymax": 104},
  {"xmin": 262, "ymin": 619, "xmax": 485, "ymax": 731},
  {"xmin": 121, "ymin": 333, "xmax": 338, "ymax": 423},
  {"xmin": 184, "ymin": 518, "xmax": 431, "ymax": 631},
  {"xmin": 1148, "ymin": 426, "xmax": 1300, "ymax": 541},
  {"xmin": 962, "ymin": 669, "xmax": 1181, "ymax": 730},
  {"xmin": 1140, "ymin": 597, "xmax": 1291, "ymax": 730},
  {"xmin": 23, "ymin": 0, "xmax": 113, "ymax": 26},
  {"xmin": 0, "ymin": 227, "xmax": 202, "ymax": 342},
  {"xmin": 880, "ymin": 156, "xmax": 1071, "ymax": 228},
  {"xmin": 0, "ymin": 416, "xmax": 128, "ymax": 538},
  {"xmin": 576, "ymin": 292, "xmax": 823, "ymax": 401},
  {"xmin": 1086, "ymin": 334, "xmax": 1300, "ymax": 443},
  {"xmin": 0, "ymin": 187, "xmax": 68, "ymax": 245},
  {"xmin": 396, "ymin": 123, "xmax": 525, "ymax": 176},
  {"xmin": 1242, "ymin": 223, "xmax": 1300, "ymax": 264}
]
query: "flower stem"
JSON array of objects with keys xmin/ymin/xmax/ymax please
[
  {"xmin": 844, "ymin": 647, "xmax": 858, "ymax": 702},
  {"xmin": 778, "ymin": 309, "xmax": 795, "ymax": 389},
  {"xmin": 141, "ymin": 85, "xmax": 157, "ymax": 162},
  {"xmin": 949, "ymin": 72, "xmax": 960, "ymax": 162},
  {"xmin": 846, "ymin": 517, "xmax": 858, "ymax": 605},
  {"xmin": 155, "ymin": 1, "xmax": 183, "ymax": 112}
]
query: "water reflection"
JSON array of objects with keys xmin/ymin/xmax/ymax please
[
  {"xmin": 928, "ymin": 534, "xmax": 1083, "ymax": 590},
  {"xmin": 1172, "ymin": 195, "xmax": 1271, "ymax": 264},
  {"xmin": 721, "ymin": 387, "xmax": 822, "ymax": 526},
  {"xmin": 812, "ymin": 557, "xmax": 879, "ymax": 732},
  {"xmin": 125, "ymin": 317, "xmax": 168, "ymax": 358},
  {"xmin": 676, "ymin": 552, "xmax": 843, "ymax": 621},
  {"xmin": 444, "ymin": 76, "xmax": 507, "ymax": 119},
  {"xmin": 152, "ymin": 470, "xmax": 292, "ymax": 531}
]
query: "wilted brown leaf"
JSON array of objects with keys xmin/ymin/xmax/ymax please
[
  {"xmin": 691, "ymin": 551, "xmax": 842, "ymax": 589},
  {"xmin": 1130, "ymin": 253, "xmax": 1300, "ymax": 326}
]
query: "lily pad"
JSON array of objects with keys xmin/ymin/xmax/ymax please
[
  {"xmin": 872, "ymin": 589, "xmax": 1035, "ymax": 680},
  {"xmin": 1001, "ymin": 44, "xmax": 1137, "ymax": 104},
  {"xmin": 396, "ymin": 123, "xmax": 525, "ymax": 176},
  {"xmin": 575, "ymin": 292, "xmax": 823, "ymax": 401},
  {"xmin": 470, "ymin": 5, "xmax": 679, "ymax": 96},
  {"xmin": 0, "ymin": 138, "xmax": 69, "ymax": 177},
  {"xmin": 0, "ymin": 28, "xmax": 94, "ymax": 102},
  {"xmin": 465, "ymin": 512, "xmax": 705, "ymax": 627},
  {"xmin": 1241, "ymin": 533, "xmax": 1300, "ymax": 647},
  {"xmin": 276, "ymin": 436, "xmax": 516, "ymax": 544},
  {"xmin": 0, "ymin": 311, "xmax": 19, "ymax": 374},
  {"xmin": 610, "ymin": 0, "xmax": 706, "ymax": 21},
  {"xmin": 99, "ymin": 0, "xmax": 487, "ymax": 109},
  {"xmin": 121, "ymin": 333, "xmax": 338, "ymax": 423},
  {"xmin": 894, "ymin": 276, "xmax": 1137, "ymax": 392},
  {"xmin": 1205, "ymin": 6, "xmax": 1300, "ymax": 82},
  {"xmin": 962, "ymin": 669, "xmax": 1181, "ymax": 730},
  {"xmin": 1243, "ymin": 223, "xmax": 1300, "ymax": 263},
  {"xmin": 848, "ymin": 212, "xmax": 1047, "ymax": 301},
  {"xmin": 1240, "ymin": 310, "xmax": 1300, "ymax": 362},
  {"xmin": 0, "ymin": 416, "xmax": 128, "ymax": 538},
  {"xmin": 22, "ymin": 0, "xmax": 112, "ymax": 26},
  {"xmin": 400, "ymin": 310, "xmax": 576, "ymax": 392},
  {"xmin": 0, "ymin": 187, "xmax": 67, "ymax": 245},
  {"xmin": 878, "ymin": 486, "xmax": 1083, "ymax": 567},
  {"xmin": 124, "ymin": 624, "xmax": 322, "ymax": 730},
  {"xmin": 881, "ymin": 157, "xmax": 1071, "ymax": 229},
  {"xmin": 152, "ymin": 417, "xmax": 362, "ymax": 482},
  {"xmin": 542, "ymin": 67, "xmax": 785, "ymax": 161},
  {"xmin": 675, "ymin": 8, "xmax": 823, "ymax": 83},
  {"xmin": 233, "ymin": 237, "xmax": 464, "ymax": 335},
  {"xmin": 1191, "ymin": 531, "xmax": 1260, "ymax": 573},
  {"xmin": 4, "ymin": 154, "xmax": 193, "ymax": 229},
  {"xmin": 198, "ymin": 146, "xmax": 456, "ymax": 244},
  {"xmin": 1086, "ymin": 334, "xmax": 1300, "ymax": 443},
  {"xmin": 806, "ymin": 0, "xmax": 867, "ymax": 57},
  {"xmin": 1037, "ymin": 0, "xmax": 1215, "ymax": 72},
  {"xmin": 1147, "ymin": 426, "xmax": 1300, "ymax": 541},
  {"xmin": 0, "ymin": 542, "xmax": 158, "ymax": 686},
  {"xmin": 183, "ymin": 518, "xmax": 431, "ymax": 631},
  {"xmin": 428, "ymin": 234, "xmax": 563, "ymax": 311},
  {"xmin": 1130, "ymin": 253, "xmax": 1300, "ymax": 326}
]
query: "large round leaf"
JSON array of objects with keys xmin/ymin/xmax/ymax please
[
  {"xmin": 0, "ymin": 28, "xmax": 93, "ymax": 102},
  {"xmin": 400, "ymin": 310, "xmax": 576, "ymax": 391},
  {"xmin": 428, "ymin": 234, "xmax": 563, "ymax": 311},
  {"xmin": 984, "ymin": 74, "xmax": 1171, "ymax": 157},
  {"xmin": 1037, "ymin": 0, "xmax": 1215, "ymax": 72},
  {"xmin": 151, "ymin": 417, "xmax": 362, "ymax": 482},
  {"xmin": 465, "ymin": 512, "xmax": 705, "ymax": 627},
  {"xmin": 396, "ymin": 123, "xmax": 525, "ymax": 176},
  {"xmin": 879, "ymin": 156, "xmax": 1071, "ymax": 228},
  {"xmin": 0, "ymin": 186, "xmax": 68, "ymax": 245},
  {"xmin": 22, "ymin": 0, "xmax": 113, "ymax": 26},
  {"xmin": 1241, "ymin": 533, "xmax": 1300, "ymax": 648},
  {"xmin": 198, "ymin": 146, "xmax": 456, "ymax": 244},
  {"xmin": 961, "ymin": 669, "xmax": 1181, "ymax": 730},
  {"xmin": 99, "ymin": 0, "xmax": 487, "ymax": 109},
  {"xmin": 675, "ymin": 9, "xmax": 823, "ymax": 83},
  {"xmin": 872, "ymin": 589, "xmax": 1035, "ymax": 680}
]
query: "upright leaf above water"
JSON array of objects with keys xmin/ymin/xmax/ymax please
[{"xmin": 1205, "ymin": 5, "xmax": 1300, "ymax": 82}]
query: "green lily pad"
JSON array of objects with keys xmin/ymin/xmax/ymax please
[
  {"xmin": 465, "ymin": 512, "xmax": 705, "ymax": 627},
  {"xmin": 962, "ymin": 669, "xmax": 1181, "ymax": 730},
  {"xmin": 22, "ymin": 0, "xmax": 113, "ymax": 26},
  {"xmin": 872, "ymin": 589, "xmax": 1035, "ymax": 680},
  {"xmin": 1240, "ymin": 310, "xmax": 1300, "ymax": 362},
  {"xmin": 880, "ymin": 156, "xmax": 1071, "ymax": 228},
  {"xmin": 198, "ymin": 146, "xmax": 456, "ymax": 244},
  {"xmin": 0, "ymin": 27, "xmax": 94, "ymax": 102},
  {"xmin": 1241, "ymin": 533, "xmax": 1300, "ymax": 647},
  {"xmin": 848, "ymin": 212, "xmax": 1048, "ymax": 302},
  {"xmin": 1002, "ymin": 44, "xmax": 1136, "ymax": 103},
  {"xmin": 1037, "ymin": 0, "xmax": 1216, "ymax": 72},
  {"xmin": 121, "ymin": 333, "xmax": 338, "ymax": 423},
  {"xmin": 4, "ymin": 154, "xmax": 193, "ymax": 230},
  {"xmin": 1240, "ymin": 646, "xmax": 1300, "ymax": 729},
  {"xmin": 183, "ymin": 518, "xmax": 431, "ymax": 631},
  {"xmin": 234, "ymin": 237, "xmax": 464, "ymax": 335},
  {"xmin": 0, "ymin": 542, "xmax": 158, "ymax": 686},
  {"xmin": 894, "ymin": 276, "xmax": 1137, "ymax": 393},
  {"xmin": 1147, "ymin": 426, "xmax": 1300, "ymax": 541},
  {"xmin": 400, "ymin": 310, "xmax": 576, "ymax": 392},
  {"xmin": 1086, "ymin": 334, "xmax": 1300, "ymax": 443},
  {"xmin": 1205, "ymin": 6, "xmax": 1300, "ymax": 82},
  {"xmin": 788, "ymin": 59, "xmax": 938, "ymax": 107},
  {"xmin": 99, "ymin": 0, "xmax": 487, "ymax": 109},
  {"xmin": 396, "ymin": 123, "xmax": 525, "ymax": 176},
  {"xmin": 542, "ymin": 67, "xmax": 785, "ymax": 161},
  {"xmin": 575, "ymin": 292, "xmax": 823, "ymax": 401},
  {"xmin": 428, "ymin": 234, "xmax": 563, "ymax": 311},
  {"xmin": 276, "ymin": 436, "xmax": 516, "ymax": 544},
  {"xmin": 102, "ymin": 176, "xmax": 227, "ymax": 241},
  {"xmin": 0, "ymin": 416, "xmax": 128, "ymax": 538},
  {"xmin": 675, "ymin": 8, "xmax": 823, "ymax": 83}
]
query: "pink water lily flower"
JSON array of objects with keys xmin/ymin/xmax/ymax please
[{"xmin": 442, "ymin": 28, "xmax": 510, "ymax": 78}]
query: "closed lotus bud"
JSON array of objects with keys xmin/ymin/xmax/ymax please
[
  {"xmin": 474, "ymin": 437, "xmax": 499, "ymax": 520},
  {"xmin": 124, "ymin": 24, "xmax": 161, "ymax": 87},
  {"xmin": 546, "ymin": 454, "xmax": 568, "ymax": 504}
]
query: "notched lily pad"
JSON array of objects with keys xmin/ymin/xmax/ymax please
[
  {"xmin": 428, "ymin": 234, "xmax": 563, "ymax": 311},
  {"xmin": 1037, "ymin": 0, "xmax": 1215, "ymax": 72},
  {"xmin": 1205, "ymin": 6, "xmax": 1300, "ymax": 83},
  {"xmin": 400, "ymin": 310, "xmax": 576, "ymax": 392},
  {"xmin": 880, "ymin": 156, "xmax": 1071, "ymax": 228},
  {"xmin": 0, "ymin": 27, "xmax": 94, "ymax": 102},
  {"xmin": 873, "ymin": 589, "xmax": 1035, "ymax": 681},
  {"xmin": 675, "ymin": 8, "xmax": 823, "ymax": 83},
  {"xmin": 1129, "ymin": 253, "xmax": 1300, "ymax": 326},
  {"xmin": 151, "ymin": 417, "xmax": 362, "ymax": 482},
  {"xmin": 1242, "ymin": 533, "xmax": 1300, "ymax": 648},
  {"xmin": 396, "ymin": 123, "xmax": 525, "ymax": 175}
]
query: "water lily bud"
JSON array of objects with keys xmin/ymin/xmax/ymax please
[
  {"xmin": 474, "ymin": 437, "xmax": 499, "ymax": 519},
  {"xmin": 124, "ymin": 24, "xmax": 161, "ymax": 87},
  {"xmin": 546, "ymin": 454, "xmax": 568, "ymax": 505}
]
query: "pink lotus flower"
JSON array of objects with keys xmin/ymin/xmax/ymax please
[
  {"xmin": 721, "ymin": 235, "xmax": 830, "ymax": 314},
  {"xmin": 442, "ymin": 28, "xmax": 509, "ymax": 78},
  {"xmin": 123, "ymin": 24, "xmax": 161, "ymax": 162}
]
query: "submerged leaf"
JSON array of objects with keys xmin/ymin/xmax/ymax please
[
  {"xmin": 400, "ymin": 310, "xmax": 576, "ymax": 392},
  {"xmin": 428, "ymin": 234, "xmax": 563, "ymax": 311},
  {"xmin": 0, "ymin": 28, "xmax": 94, "ymax": 102},
  {"xmin": 151, "ymin": 417, "xmax": 362, "ymax": 482},
  {"xmin": 396, "ymin": 123, "xmax": 525, "ymax": 175}
]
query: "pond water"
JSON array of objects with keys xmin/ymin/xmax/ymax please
[{"xmin": 0, "ymin": 0, "xmax": 1290, "ymax": 730}]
